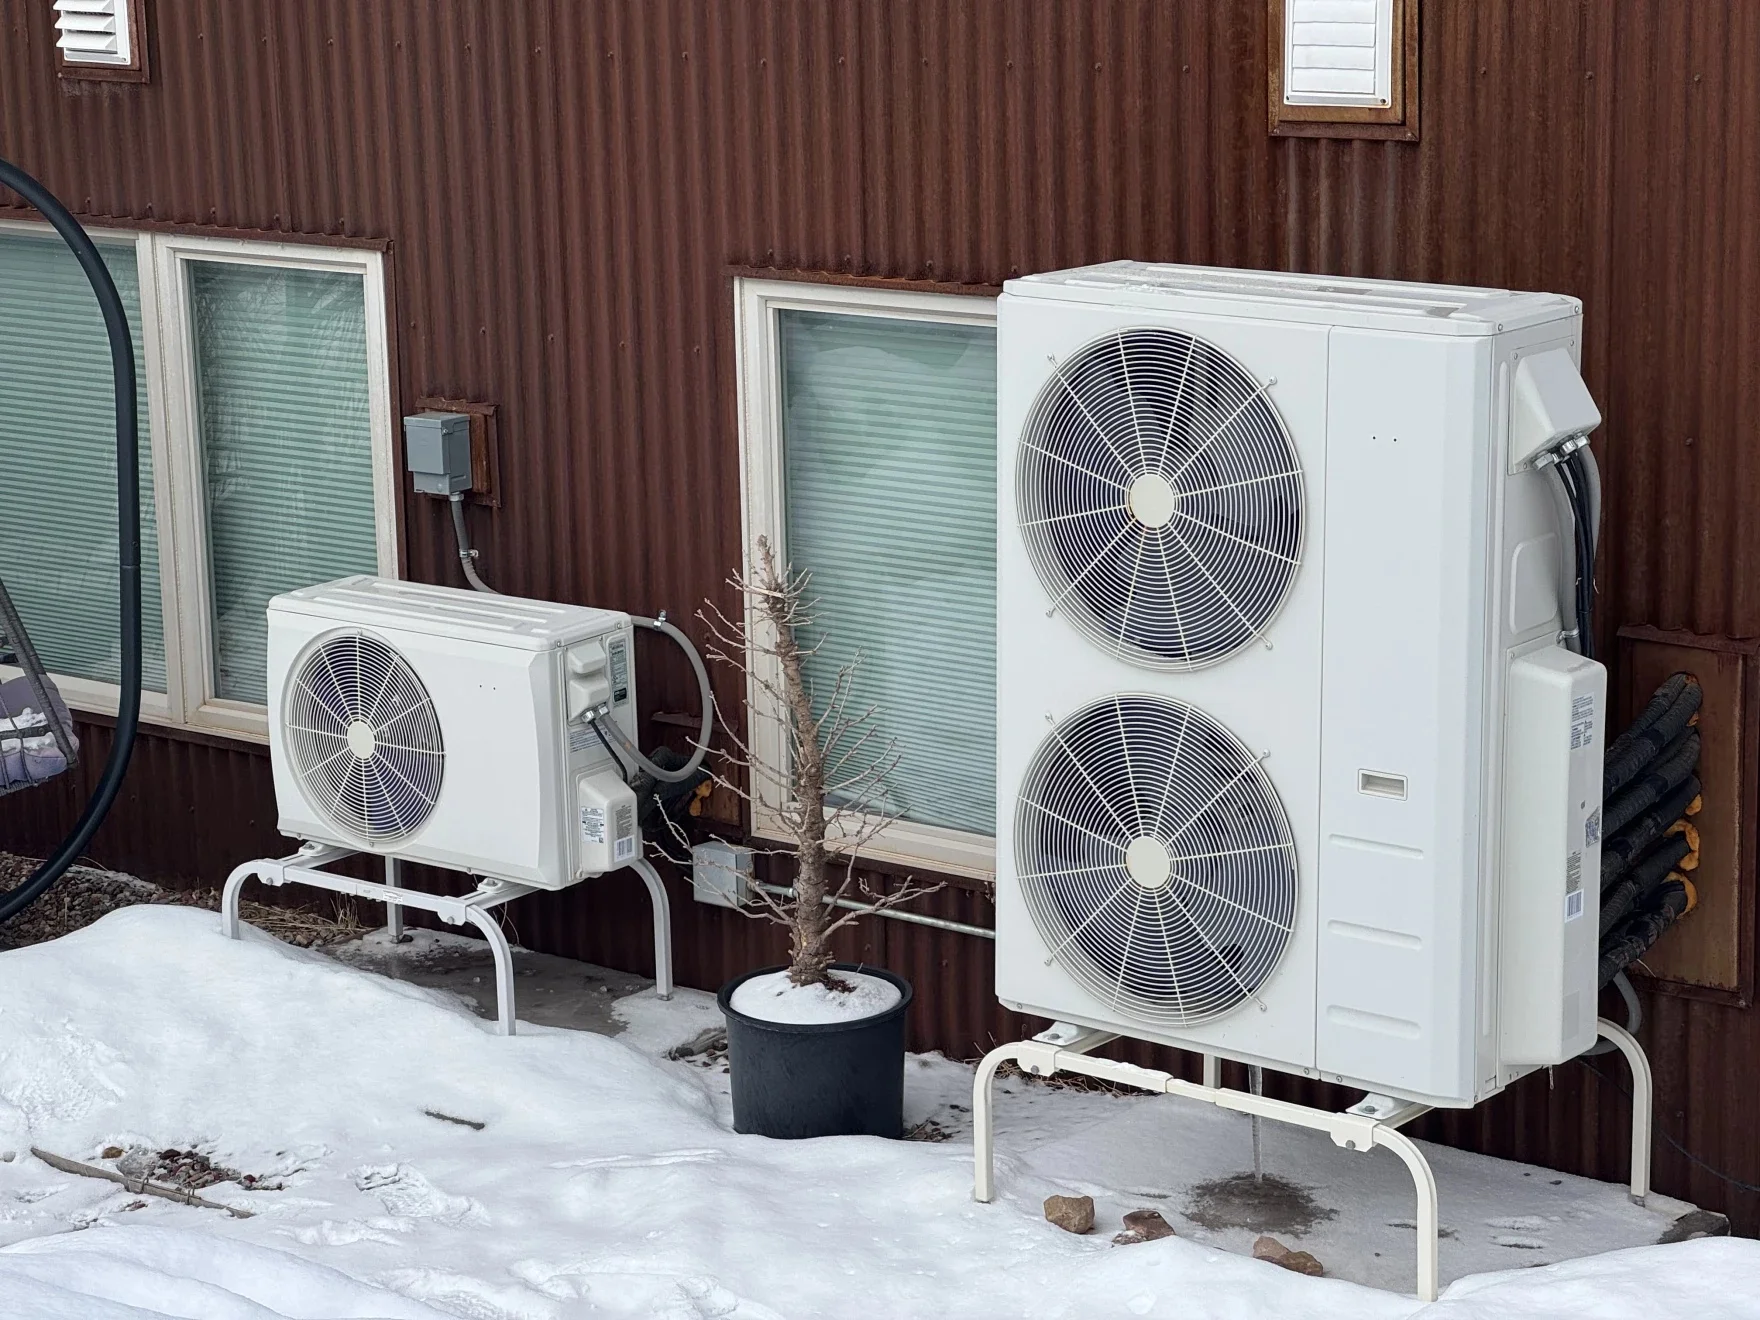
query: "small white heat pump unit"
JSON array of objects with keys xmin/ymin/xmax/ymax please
[
  {"xmin": 997, "ymin": 262, "xmax": 1607, "ymax": 1108},
  {"xmin": 267, "ymin": 576, "xmax": 640, "ymax": 887}
]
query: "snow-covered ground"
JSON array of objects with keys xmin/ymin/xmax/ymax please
[{"xmin": 0, "ymin": 906, "xmax": 1756, "ymax": 1319}]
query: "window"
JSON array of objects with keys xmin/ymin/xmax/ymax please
[
  {"xmin": 0, "ymin": 223, "xmax": 396, "ymax": 739},
  {"xmin": 1268, "ymin": 0, "xmax": 1419, "ymax": 141},
  {"xmin": 736, "ymin": 278, "xmax": 997, "ymax": 880}
]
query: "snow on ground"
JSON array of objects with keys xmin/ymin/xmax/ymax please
[{"xmin": 0, "ymin": 906, "xmax": 1755, "ymax": 1319}]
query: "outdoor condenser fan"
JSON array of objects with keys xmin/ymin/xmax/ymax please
[
  {"xmin": 1017, "ymin": 327, "xmax": 1304, "ymax": 669},
  {"xmin": 284, "ymin": 631, "xmax": 444, "ymax": 844},
  {"xmin": 1015, "ymin": 694, "xmax": 1297, "ymax": 1026}
]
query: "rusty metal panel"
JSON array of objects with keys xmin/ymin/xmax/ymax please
[{"xmin": 3, "ymin": 0, "xmax": 1760, "ymax": 1231}]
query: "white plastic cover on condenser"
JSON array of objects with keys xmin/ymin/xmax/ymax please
[
  {"xmin": 1310, "ymin": 327, "xmax": 1492, "ymax": 1103},
  {"xmin": 1498, "ymin": 646, "xmax": 1605, "ymax": 1065},
  {"xmin": 1509, "ymin": 347, "xmax": 1602, "ymax": 472}
]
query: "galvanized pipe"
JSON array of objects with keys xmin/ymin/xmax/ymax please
[{"xmin": 754, "ymin": 881, "xmax": 995, "ymax": 940}]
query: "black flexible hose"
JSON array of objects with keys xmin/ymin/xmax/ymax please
[
  {"xmin": 1555, "ymin": 454, "xmax": 1595, "ymax": 661},
  {"xmin": 0, "ymin": 157, "xmax": 141, "ymax": 924}
]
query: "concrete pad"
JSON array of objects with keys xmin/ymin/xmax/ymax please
[
  {"xmin": 326, "ymin": 927, "xmax": 651, "ymax": 1034},
  {"xmin": 320, "ymin": 927, "xmax": 1724, "ymax": 1297}
]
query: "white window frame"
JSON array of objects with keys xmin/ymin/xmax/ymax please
[
  {"xmin": 734, "ymin": 277, "xmax": 998, "ymax": 882},
  {"xmin": 0, "ymin": 221, "xmax": 398, "ymax": 742}
]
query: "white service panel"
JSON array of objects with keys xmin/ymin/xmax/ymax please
[{"xmin": 1498, "ymin": 645, "xmax": 1605, "ymax": 1065}]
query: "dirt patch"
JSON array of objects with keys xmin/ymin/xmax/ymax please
[
  {"xmin": 991, "ymin": 1058, "xmax": 1144, "ymax": 1098},
  {"xmin": 1183, "ymin": 1172, "xmax": 1338, "ymax": 1236},
  {"xmin": 0, "ymin": 851, "xmax": 367, "ymax": 951},
  {"xmin": 105, "ymin": 1145, "xmax": 282, "ymax": 1192}
]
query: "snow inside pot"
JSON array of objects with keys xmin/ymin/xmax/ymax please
[{"xmin": 718, "ymin": 963, "xmax": 914, "ymax": 1139}]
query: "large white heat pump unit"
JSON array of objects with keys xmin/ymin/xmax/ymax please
[
  {"xmin": 267, "ymin": 576, "xmax": 641, "ymax": 888},
  {"xmin": 997, "ymin": 262, "xmax": 1607, "ymax": 1108}
]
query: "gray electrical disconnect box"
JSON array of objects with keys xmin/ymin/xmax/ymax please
[{"xmin": 403, "ymin": 411, "xmax": 473, "ymax": 495}]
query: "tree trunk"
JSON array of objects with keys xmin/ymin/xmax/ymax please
[{"xmin": 757, "ymin": 538, "xmax": 836, "ymax": 989}]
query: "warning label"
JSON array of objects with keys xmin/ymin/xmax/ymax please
[
  {"xmin": 579, "ymin": 804, "xmax": 606, "ymax": 844},
  {"xmin": 613, "ymin": 802, "xmax": 636, "ymax": 862},
  {"xmin": 1570, "ymin": 694, "xmax": 1596, "ymax": 750}
]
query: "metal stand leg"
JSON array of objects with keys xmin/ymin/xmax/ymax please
[
  {"xmin": 463, "ymin": 906, "xmax": 518, "ymax": 1036},
  {"xmin": 972, "ymin": 1044, "xmax": 1025, "ymax": 1203},
  {"xmin": 630, "ymin": 856, "xmax": 674, "ymax": 1001},
  {"xmin": 1371, "ymin": 1124, "xmax": 1441, "ymax": 1302},
  {"xmin": 220, "ymin": 859, "xmax": 264, "ymax": 940},
  {"xmin": 384, "ymin": 855, "xmax": 404, "ymax": 943},
  {"xmin": 219, "ymin": 847, "xmax": 532, "ymax": 1036},
  {"xmin": 1203, "ymin": 1053, "xmax": 1221, "ymax": 1089},
  {"xmin": 1597, "ymin": 1016, "xmax": 1653, "ymax": 1204}
]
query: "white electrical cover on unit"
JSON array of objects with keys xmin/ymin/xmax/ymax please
[
  {"xmin": 267, "ymin": 576, "xmax": 639, "ymax": 889},
  {"xmin": 997, "ymin": 261, "xmax": 1606, "ymax": 1108}
]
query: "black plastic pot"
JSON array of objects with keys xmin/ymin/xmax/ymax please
[{"xmin": 717, "ymin": 963, "xmax": 914, "ymax": 1139}]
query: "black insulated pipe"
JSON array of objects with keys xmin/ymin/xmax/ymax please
[
  {"xmin": 0, "ymin": 157, "xmax": 142, "ymax": 925},
  {"xmin": 1604, "ymin": 674, "xmax": 1702, "ymax": 798}
]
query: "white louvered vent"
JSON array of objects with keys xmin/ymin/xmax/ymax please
[
  {"xmin": 53, "ymin": 0, "xmax": 133, "ymax": 67},
  {"xmin": 1283, "ymin": 0, "xmax": 1393, "ymax": 108}
]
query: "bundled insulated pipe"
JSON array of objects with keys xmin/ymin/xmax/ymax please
[{"xmin": 1593, "ymin": 673, "xmax": 1704, "ymax": 996}]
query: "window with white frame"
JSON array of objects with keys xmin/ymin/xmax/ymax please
[
  {"xmin": 0, "ymin": 222, "xmax": 397, "ymax": 739},
  {"xmin": 736, "ymin": 278, "xmax": 997, "ymax": 880}
]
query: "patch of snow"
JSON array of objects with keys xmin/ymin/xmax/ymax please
[
  {"xmin": 0, "ymin": 906, "xmax": 1753, "ymax": 1319},
  {"xmin": 727, "ymin": 969, "xmax": 901, "ymax": 1024}
]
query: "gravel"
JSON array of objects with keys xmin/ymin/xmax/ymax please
[{"xmin": 0, "ymin": 852, "xmax": 367, "ymax": 951}]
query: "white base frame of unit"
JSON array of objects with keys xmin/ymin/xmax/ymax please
[
  {"xmin": 221, "ymin": 842, "xmax": 675, "ymax": 1035},
  {"xmin": 972, "ymin": 1020, "xmax": 1653, "ymax": 1303}
]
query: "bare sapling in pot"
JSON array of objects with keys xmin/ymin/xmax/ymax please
[{"xmin": 702, "ymin": 536, "xmax": 941, "ymax": 1138}]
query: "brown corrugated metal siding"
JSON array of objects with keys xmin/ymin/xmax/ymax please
[{"xmin": 4, "ymin": 0, "xmax": 1759, "ymax": 1230}]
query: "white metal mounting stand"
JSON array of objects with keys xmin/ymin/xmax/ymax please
[
  {"xmin": 221, "ymin": 842, "xmax": 675, "ymax": 1036},
  {"xmin": 972, "ymin": 1017, "xmax": 1653, "ymax": 1303}
]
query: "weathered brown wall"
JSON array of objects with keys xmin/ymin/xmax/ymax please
[{"xmin": 5, "ymin": 0, "xmax": 1760, "ymax": 1231}]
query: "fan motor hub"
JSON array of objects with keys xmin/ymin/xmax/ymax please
[
  {"xmin": 1126, "ymin": 472, "xmax": 1178, "ymax": 529},
  {"xmin": 346, "ymin": 719, "xmax": 377, "ymax": 760},
  {"xmin": 1124, "ymin": 835, "xmax": 1175, "ymax": 891}
]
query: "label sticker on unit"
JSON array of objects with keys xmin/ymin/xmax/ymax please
[
  {"xmin": 1564, "ymin": 849, "xmax": 1584, "ymax": 921},
  {"xmin": 613, "ymin": 802, "xmax": 636, "ymax": 862},
  {"xmin": 1570, "ymin": 694, "xmax": 1596, "ymax": 750},
  {"xmin": 608, "ymin": 637, "xmax": 631, "ymax": 705},
  {"xmin": 579, "ymin": 804, "xmax": 606, "ymax": 844},
  {"xmin": 1585, "ymin": 808, "xmax": 1602, "ymax": 847},
  {"xmin": 568, "ymin": 725, "xmax": 592, "ymax": 754}
]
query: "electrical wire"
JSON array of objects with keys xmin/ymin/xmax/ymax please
[
  {"xmin": 589, "ymin": 615, "xmax": 712, "ymax": 784},
  {"xmin": 1577, "ymin": 1053, "xmax": 1760, "ymax": 1197},
  {"xmin": 437, "ymin": 488, "xmax": 710, "ymax": 789},
  {"xmin": 589, "ymin": 717, "xmax": 627, "ymax": 784},
  {"xmin": 0, "ymin": 157, "xmax": 142, "ymax": 925},
  {"xmin": 447, "ymin": 493, "xmax": 499, "ymax": 594},
  {"xmin": 1553, "ymin": 453, "xmax": 1596, "ymax": 662}
]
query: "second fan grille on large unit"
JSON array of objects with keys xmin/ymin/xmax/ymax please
[
  {"xmin": 1017, "ymin": 327, "xmax": 1304, "ymax": 669},
  {"xmin": 284, "ymin": 630, "xmax": 444, "ymax": 844},
  {"xmin": 1015, "ymin": 693, "xmax": 1297, "ymax": 1026}
]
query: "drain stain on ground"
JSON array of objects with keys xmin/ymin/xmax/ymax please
[{"xmin": 1182, "ymin": 1172, "xmax": 1339, "ymax": 1236}]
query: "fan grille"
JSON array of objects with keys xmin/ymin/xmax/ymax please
[
  {"xmin": 284, "ymin": 631, "xmax": 444, "ymax": 844},
  {"xmin": 1017, "ymin": 327, "xmax": 1304, "ymax": 669},
  {"xmin": 1014, "ymin": 694, "xmax": 1297, "ymax": 1026}
]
